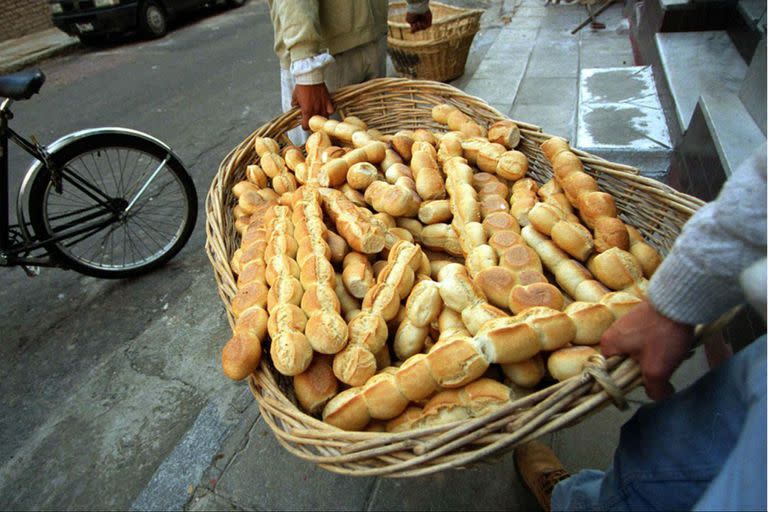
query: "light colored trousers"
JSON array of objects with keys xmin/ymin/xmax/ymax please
[
  {"xmin": 280, "ymin": 36, "xmax": 387, "ymax": 145},
  {"xmin": 553, "ymin": 335, "xmax": 767, "ymax": 511}
]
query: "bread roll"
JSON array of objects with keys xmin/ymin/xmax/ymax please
[
  {"xmin": 387, "ymin": 378, "xmax": 512, "ymax": 432},
  {"xmin": 528, "ymin": 202, "xmax": 594, "ymax": 261},
  {"xmin": 547, "ymin": 346, "xmax": 600, "ymax": 382},
  {"xmin": 626, "ymin": 225, "xmax": 662, "ymax": 278},
  {"xmin": 346, "ymin": 161, "xmax": 381, "ymax": 190},
  {"xmin": 342, "ymin": 252, "xmax": 375, "ymax": 299},
  {"xmin": 294, "ymin": 355, "xmax": 339, "ymax": 414},
  {"xmin": 501, "ymin": 354, "xmax": 545, "ymax": 388},
  {"xmin": 419, "ymin": 200, "xmax": 452, "ymax": 224},
  {"xmin": 411, "ymin": 141, "xmax": 446, "ymax": 200},
  {"xmin": 488, "ymin": 120, "xmax": 521, "ymax": 149}
]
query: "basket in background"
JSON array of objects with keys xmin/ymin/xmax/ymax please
[
  {"xmin": 387, "ymin": 1, "xmax": 483, "ymax": 82},
  {"xmin": 205, "ymin": 78, "xmax": 705, "ymax": 477}
]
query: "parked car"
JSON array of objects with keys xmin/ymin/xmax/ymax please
[{"xmin": 50, "ymin": 0, "xmax": 247, "ymax": 43}]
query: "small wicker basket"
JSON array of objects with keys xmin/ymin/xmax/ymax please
[
  {"xmin": 387, "ymin": 2, "xmax": 483, "ymax": 82},
  {"xmin": 205, "ymin": 78, "xmax": 705, "ymax": 477}
]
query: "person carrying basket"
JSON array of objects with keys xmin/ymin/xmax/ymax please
[
  {"xmin": 267, "ymin": 0, "xmax": 433, "ymax": 145},
  {"xmin": 515, "ymin": 144, "xmax": 767, "ymax": 511}
]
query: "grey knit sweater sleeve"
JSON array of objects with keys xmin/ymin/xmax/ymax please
[{"xmin": 648, "ymin": 145, "xmax": 767, "ymax": 325}]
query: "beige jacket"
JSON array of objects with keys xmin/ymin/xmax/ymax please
[{"xmin": 268, "ymin": 0, "xmax": 390, "ymax": 70}]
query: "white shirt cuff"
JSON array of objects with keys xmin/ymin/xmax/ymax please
[{"xmin": 291, "ymin": 52, "xmax": 335, "ymax": 85}]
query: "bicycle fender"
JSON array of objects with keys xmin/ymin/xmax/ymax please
[{"xmin": 17, "ymin": 127, "xmax": 187, "ymax": 242}]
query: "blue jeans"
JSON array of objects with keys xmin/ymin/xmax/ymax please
[{"xmin": 552, "ymin": 335, "xmax": 767, "ymax": 511}]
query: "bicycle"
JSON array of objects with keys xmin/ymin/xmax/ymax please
[{"xmin": 0, "ymin": 68, "xmax": 197, "ymax": 279}]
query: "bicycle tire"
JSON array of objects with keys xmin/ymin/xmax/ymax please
[{"xmin": 28, "ymin": 132, "xmax": 197, "ymax": 278}]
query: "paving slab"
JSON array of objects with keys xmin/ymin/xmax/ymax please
[
  {"xmin": 471, "ymin": 53, "xmax": 531, "ymax": 80},
  {"xmin": 515, "ymin": 76, "xmax": 578, "ymax": 107},
  {"xmin": 579, "ymin": 36, "xmax": 636, "ymax": 68},
  {"xmin": 213, "ymin": 417, "xmax": 377, "ymax": 511},
  {"xmin": 525, "ymin": 40, "xmax": 580, "ymax": 78},
  {"xmin": 367, "ymin": 435, "xmax": 552, "ymax": 511},
  {"xmin": 464, "ymin": 77, "xmax": 522, "ymax": 108},
  {"xmin": 187, "ymin": 490, "xmax": 245, "ymax": 511},
  {"xmin": 577, "ymin": 66, "xmax": 671, "ymax": 151},
  {"xmin": 576, "ymin": 66, "xmax": 672, "ymax": 177},
  {"xmin": 511, "ymin": 103, "xmax": 576, "ymax": 139},
  {"xmin": 0, "ymin": 257, "xmax": 237, "ymax": 510},
  {"xmin": 494, "ymin": 27, "xmax": 541, "ymax": 44}
]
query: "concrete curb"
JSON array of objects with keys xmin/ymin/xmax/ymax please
[{"xmin": 0, "ymin": 30, "xmax": 81, "ymax": 74}]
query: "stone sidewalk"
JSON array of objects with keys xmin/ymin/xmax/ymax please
[
  {"xmin": 180, "ymin": 2, "xmax": 708, "ymax": 510},
  {"xmin": 0, "ymin": 28, "xmax": 79, "ymax": 74}
]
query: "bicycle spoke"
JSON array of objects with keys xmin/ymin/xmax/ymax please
[
  {"xmin": 129, "ymin": 215, "xmax": 166, "ymax": 253},
  {"xmin": 64, "ymin": 219, "xmax": 119, "ymax": 252},
  {"xmin": 74, "ymin": 154, "xmax": 103, "ymax": 198},
  {"xmin": 103, "ymin": 149, "xmax": 121, "ymax": 197},
  {"xmin": 47, "ymin": 203, "xmax": 108, "ymax": 223},
  {"xmin": 61, "ymin": 168, "xmax": 114, "ymax": 206},
  {"xmin": 131, "ymin": 218, "xmax": 177, "ymax": 249},
  {"xmin": 42, "ymin": 142, "xmax": 192, "ymax": 273}
]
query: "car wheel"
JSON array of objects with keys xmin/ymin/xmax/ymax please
[{"xmin": 140, "ymin": 1, "xmax": 168, "ymax": 38}]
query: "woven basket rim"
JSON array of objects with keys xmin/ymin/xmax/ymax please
[
  {"xmin": 387, "ymin": 0, "xmax": 484, "ymax": 31},
  {"xmin": 205, "ymin": 77, "xmax": 705, "ymax": 477}
]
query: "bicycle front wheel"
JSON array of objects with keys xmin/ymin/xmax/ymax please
[{"xmin": 28, "ymin": 132, "xmax": 197, "ymax": 278}]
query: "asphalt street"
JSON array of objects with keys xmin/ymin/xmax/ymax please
[
  {"xmin": 0, "ymin": 1, "xmax": 283, "ymax": 508},
  {"xmin": 0, "ymin": 1, "xmax": 505, "ymax": 508}
]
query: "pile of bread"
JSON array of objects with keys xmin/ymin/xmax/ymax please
[{"xmin": 221, "ymin": 104, "xmax": 662, "ymax": 432}]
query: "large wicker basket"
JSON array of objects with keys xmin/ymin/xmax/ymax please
[
  {"xmin": 387, "ymin": 2, "xmax": 483, "ymax": 82},
  {"xmin": 205, "ymin": 78, "xmax": 705, "ymax": 477}
]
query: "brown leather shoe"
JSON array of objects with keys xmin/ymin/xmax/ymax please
[{"xmin": 514, "ymin": 441, "xmax": 571, "ymax": 512}]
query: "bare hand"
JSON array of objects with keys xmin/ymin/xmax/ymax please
[
  {"xmin": 601, "ymin": 300, "xmax": 695, "ymax": 401},
  {"xmin": 406, "ymin": 9, "xmax": 433, "ymax": 33},
  {"xmin": 291, "ymin": 83, "xmax": 334, "ymax": 130}
]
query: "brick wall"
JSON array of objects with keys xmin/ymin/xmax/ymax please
[{"xmin": 0, "ymin": 0, "xmax": 54, "ymax": 42}]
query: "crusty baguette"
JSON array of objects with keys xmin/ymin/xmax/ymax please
[
  {"xmin": 292, "ymin": 188, "xmax": 349, "ymax": 358},
  {"xmin": 431, "ymin": 104, "xmax": 486, "ymax": 138},
  {"xmin": 264, "ymin": 205, "xmax": 313, "ymax": 376},
  {"xmin": 541, "ymin": 138, "xmax": 630, "ymax": 252},
  {"xmin": 333, "ymin": 241, "xmax": 424, "ymax": 386},
  {"xmin": 386, "ymin": 378, "xmax": 512, "ymax": 432},
  {"xmin": 323, "ymin": 293, "xmax": 639, "ymax": 430},
  {"xmin": 528, "ymin": 202, "xmax": 594, "ymax": 261},
  {"xmin": 318, "ymin": 188, "xmax": 386, "ymax": 254},
  {"xmin": 222, "ymin": 203, "xmax": 276, "ymax": 380}
]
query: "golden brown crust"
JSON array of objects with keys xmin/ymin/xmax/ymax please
[{"xmin": 294, "ymin": 355, "xmax": 339, "ymax": 414}]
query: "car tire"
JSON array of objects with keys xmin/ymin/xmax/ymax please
[
  {"xmin": 139, "ymin": 1, "xmax": 168, "ymax": 38},
  {"xmin": 78, "ymin": 34, "xmax": 108, "ymax": 47}
]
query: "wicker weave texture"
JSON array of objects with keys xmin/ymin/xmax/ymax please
[
  {"xmin": 205, "ymin": 78, "xmax": 704, "ymax": 477},
  {"xmin": 387, "ymin": 2, "xmax": 483, "ymax": 82}
]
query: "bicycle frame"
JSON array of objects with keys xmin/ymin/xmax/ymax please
[
  {"xmin": 0, "ymin": 97, "xmax": 60, "ymax": 266},
  {"xmin": 0, "ymin": 100, "xmax": 131, "ymax": 267}
]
